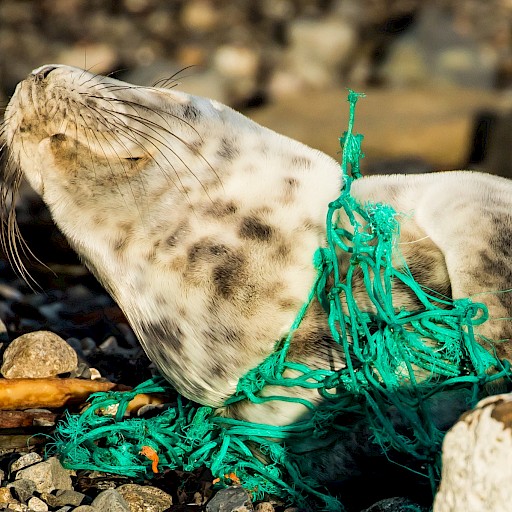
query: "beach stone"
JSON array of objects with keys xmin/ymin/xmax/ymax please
[
  {"xmin": 15, "ymin": 457, "xmax": 73, "ymax": 494},
  {"xmin": 92, "ymin": 489, "xmax": 131, "ymax": 512},
  {"xmin": 27, "ymin": 496, "xmax": 48, "ymax": 511},
  {"xmin": 10, "ymin": 453, "xmax": 43, "ymax": 473},
  {"xmin": 285, "ymin": 17, "xmax": 357, "ymax": 89},
  {"xmin": 1, "ymin": 331, "xmax": 78, "ymax": 378},
  {"xmin": 206, "ymin": 486, "xmax": 253, "ymax": 512},
  {"xmin": 41, "ymin": 489, "xmax": 87, "ymax": 508},
  {"xmin": 7, "ymin": 479, "xmax": 37, "ymax": 503},
  {"xmin": 434, "ymin": 393, "xmax": 512, "ymax": 512},
  {"xmin": 0, "ymin": 486, "xmax": 16, "ymax": 506},
  {"xmin": 254, "ymin": 503, "xmax": 275, "ymax": 512},
  {"xmin": 116, "ymin": 484, "xmax": 172, "ymax": 512}
]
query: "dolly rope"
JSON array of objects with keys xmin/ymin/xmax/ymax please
[{"xmin": 51, "ymin": 91, "xmax": 511, "ymax": 511}]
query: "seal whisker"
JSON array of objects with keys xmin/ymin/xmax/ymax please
[
  {"xmin": 88, "ymin": 104, "xmax": 206, "ymax": 199},
  {"xmin": 79, "ymin": 110, "xmax": 150, "ymax": 218},
  {"xmin": 152, "ymin": 65, "xmax": 197, "ymax": 89},
  {"xmin": 82, "ymin": 103, "xmax": 193, "ymax": 203}
]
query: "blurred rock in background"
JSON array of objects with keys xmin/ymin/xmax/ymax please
[{"xmin": 2, "ymin": 0, "xmax": 512, "ymax": 174}]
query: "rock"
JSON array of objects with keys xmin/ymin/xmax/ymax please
[
  {"xmin": 10, "ymin": 452, "xmax": 43, "ymax": 472},
  {"xmin": 361, "ymin": 497, "xmax": 427, "ymax": 511},
  {"xmin": 214, "ymin": 45, "xmax": 260, "ymax": 81},
  {"xmin": 27, "ymin": 496, "xmax": 48, "ymax": 511},
  {"xmin": 1, "ymin": 331, "xmax": 78, "ymax": 378},
  {"xmin": 254, "ymin": 503, "xmax": 275, "ymax": 512},
  {"xmin": 212, "ymin": 45, "xmax": 260, "ymax": 103},
  {"xmin": 284, "ymin": 17, "xmax": 357, "ymax": 89},
  {"xmin": 206, "ymin": 486, "xmax": 254, "ymax": 512},
  {"xmin": 92, "ymin": 489, "xmax": 131, "ymax": 512},
  {"xmin": 434, "ymin": 393, "xmax": 512, "ymax": 512},
  {"xmin": 248, "ymin": 87, "xmax": 507, "ymax": 171},
  {"xmin": 116, "ymin": 484, "xmax": 172, "ymax": 512},
  {"xmin": 73, "ymin": 507, "xmax": 97, "ymax": 512},
  {"xmin": 41, "ymin": 489, "xmax": 87, "ymax": 508},
  {"xmin": 14, "ymin": 457, "xmax": 73, "ymax": 494},
  {"xmin": 379, "ymin": 6, "xmax": 496, "ymax": 89},
  {"xmin": 0, "ymin": 486, "xmax": 16, "ymax": 505},
  {"xmin": 7, "ymin": 479, "xmax": 37, "ymax": 503},
  {"xmin": 180, "ymin": 0, "xmax": 220, "ymax": 32}
]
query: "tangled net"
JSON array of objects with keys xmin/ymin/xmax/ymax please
[{"xmin": 51, "ymin": 91, "xmax": 511, "ymax": 511}]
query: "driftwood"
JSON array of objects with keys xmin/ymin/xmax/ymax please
[{"xmin": 0, "ymin": 378, "xmax": 165, "ymax": 413}]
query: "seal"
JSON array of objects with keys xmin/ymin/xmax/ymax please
[{"xmin": 2, "ymin": 65, "xmax": 512, "ymax": 428}]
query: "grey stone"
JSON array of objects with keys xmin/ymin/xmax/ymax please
[
  {"xmin": 26, "ymin": 496, "xmax": 48, "ymax": 511},
  {"xmin": 380, "ymin": 6, "xmax": 496, "ymax": 89},
  {"xmin": 206, "ymin": 487, "xmax": 253, "ymax": 512},
  {"xmin": 1, "ymin": 331, "xmax": 78, "ymax": 378},
  {"xmin": 91, "ymin": 489, "xmax": 130, "ymax": 512},
  {"xmin": 14, "ymin": 457, "xmax": 73, "ymax": 494},
  {"xmin": 10, "ymin": 453, "xmax": 43, "ymax": 473},
  {"xmin": 40, "ymin": 489, "xmax": 86, "ymax": 508},
  {"xmin": 7, "ymin": 479, "xmax": 37, "ymax": 503},
  {"xmin": 116, "ymin": 484, "xmax": 172, "ymax": 512}
]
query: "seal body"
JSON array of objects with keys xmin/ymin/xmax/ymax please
[{"xmin": 2, "ymin": 65, "xmax": 512, "ymax": 427}]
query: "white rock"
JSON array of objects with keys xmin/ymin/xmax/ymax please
[
  {"xmin": 285, "ymin": 18, "xmax": 357, "ymax": 88},
  {"xmin": 1, "ymin": 331, "xmax": 78, "ymax": 378},
  {"xmin": 27, "ymin": 496, "xmax": 48, "ymax": 511},
  {"xmin": 10, "ymin": 452, "xmax": 43, "ymax": 472},
  {"xmin": 434, "ymin": 393, "xmax": 512, "ymax": 512}
]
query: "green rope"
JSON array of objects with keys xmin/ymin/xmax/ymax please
[{"xmin": 51, "ymin": 91, "xmax": 512, "ymax": 512}]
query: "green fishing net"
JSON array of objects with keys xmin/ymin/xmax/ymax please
[{"xmin": 50, "ymin": 91, "xmax": 511, "ymax": 511}]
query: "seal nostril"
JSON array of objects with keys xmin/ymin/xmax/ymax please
[{"xmin": 33, "ymin": 65, "xmax": 58, "ymax": 81}]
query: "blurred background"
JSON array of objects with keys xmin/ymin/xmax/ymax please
[
  {"xmin": 3, "ymin": 0, "xmax": 512, "ymax": 176},
  {"xmin": 0, "ymin": 0, "xmax": 512, "ymax": 358}
]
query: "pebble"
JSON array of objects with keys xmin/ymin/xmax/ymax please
[
  {"xmin": 10, "ymin": 453, "xmax": 43, "ymax": 473},
  {"xmin": 27, "ymin": 496, "xmax": 49, "ymax": 511},
  {"xmin": 92, "ymin": 489, "xmax": 131, "ymax": 511},
  {"xmin": 14, "ymin": 457, "xmax": 73, "ymax": 494},
  {"xmin": 1, "ymin": 331, "xmax": 78, "ymax": 378},
  {"xmin": 206, "ymin": 486, "xmax": 254, "ymax": 512},
  {"xmin": 0, "ymin": 486, "xmax": 16, "ymax": 505},
  {"xmin": 254, "ymin": 503, "xmax": 275, "ymax": 512},
  {"xmin": 8, "ymin": 479, "xmax": 37, "ymax": 503},
  {"xmin": 41, "ymin": 489, "xmax": 87, "ymax": 508},
  {"xmin": 116, "ymin": 484, "xmax": 172, "ymax": 512}
]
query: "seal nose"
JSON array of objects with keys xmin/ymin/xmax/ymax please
[{"xmin": 32, "ymin": 65, "xmax": 58, "ymax": 81}]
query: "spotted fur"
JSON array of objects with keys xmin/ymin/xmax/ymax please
[{"xmin": 2, "ymin": 65, "xmax": 512, "ymax": 430}]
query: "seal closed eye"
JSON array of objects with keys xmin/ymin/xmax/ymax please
[{"xmin": 2, "ymin": 65, "xmax": 512, "ymax": 429}]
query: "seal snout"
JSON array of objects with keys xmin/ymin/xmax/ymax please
[{"xmin": 31, "ymin": 64, "xmax": 60, "ymax": 82}]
